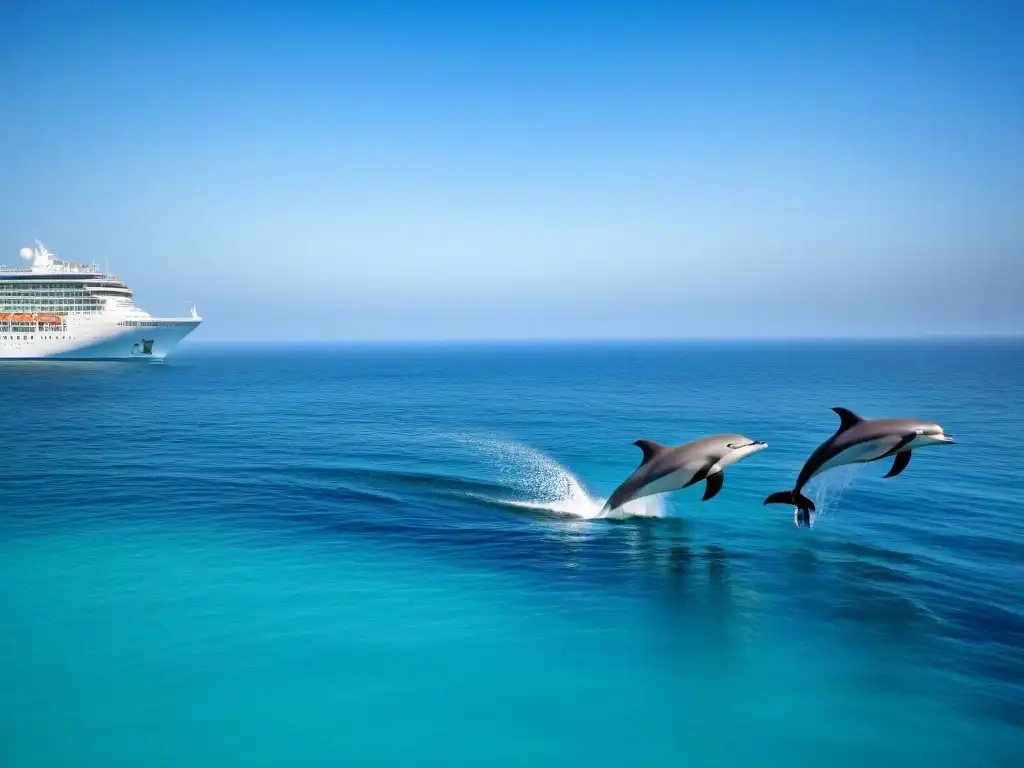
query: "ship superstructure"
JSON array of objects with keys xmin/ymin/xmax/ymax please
[{"xmin": 0, "ymin": 241, "xmax": 201, "ymax": 360}]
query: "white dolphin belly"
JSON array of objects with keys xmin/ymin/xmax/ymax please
[
  {"xmin": 636, "ymin": 464, "xmax": 708, "ymax": 498},
  {"xmin": 816, "ymin": 436, "xmax": 903, "ymax": 477}
]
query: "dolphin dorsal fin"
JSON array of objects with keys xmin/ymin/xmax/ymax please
[
  {"xmin": 633, "ymin": 439, "xmax": 665, "ymax": 466},
  {"xmin": 832, "ymin": 407, "xmax": 864, "ymax": 432}
]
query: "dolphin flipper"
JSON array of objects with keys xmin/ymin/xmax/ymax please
[
  {"xmin": 702, "ymin": 471, "xmax": 724, "ymax": 501},
  {"xmin": 884, "ymin": 451, "xmax": 912, "ymax": 478}
]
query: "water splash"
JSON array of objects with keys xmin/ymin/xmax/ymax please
[
  {"xmin": 803, "ymin": 465, "xmax": 862, "ymax": 527},
  {"xmin": 456, "ymin": 436, "xmax": 664, "ymax": 521}
]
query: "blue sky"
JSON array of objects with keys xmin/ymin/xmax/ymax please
[{"xmin": 1, "ymin": 0, "xmax": 1021, "ymax": 341}]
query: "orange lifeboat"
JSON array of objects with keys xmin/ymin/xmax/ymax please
[
  {"xmin": 37, "ymin": 313, "xmax": 62, "ymax": 324},
  {"xmin": 0, "ymin": 313, "xmax": 9, "ymax": 321},
  {"xmin": 11, "ymin": 313, "xmax": 34, "ymax": 322}
]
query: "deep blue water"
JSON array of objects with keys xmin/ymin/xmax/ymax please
[{"xmin": 2, "ymin": 341, "xmax": 1022, "ymax": 766}]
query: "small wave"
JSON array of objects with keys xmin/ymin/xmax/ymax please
[{"xmin": 454, "ymin": 436, "xmax": 664, "ymax": 521}]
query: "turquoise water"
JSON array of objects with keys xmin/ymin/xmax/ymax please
[{"xmin": 2, "ymin": 342, "xmax": 1022, "ymax": 766}]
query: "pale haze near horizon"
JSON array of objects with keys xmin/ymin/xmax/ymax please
[{"xmin": 1, "ymin": 1, "xmax": 1021, "ymax": 342}]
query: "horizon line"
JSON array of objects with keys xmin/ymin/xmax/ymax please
[{"xmin": 182, "ymin": 332, "xmax": 1024, "ymax": 346}]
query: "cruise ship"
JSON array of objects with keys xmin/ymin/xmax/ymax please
[{"xmin": 0, "ymin": 241, "xmax": 201, "ymax": 360}]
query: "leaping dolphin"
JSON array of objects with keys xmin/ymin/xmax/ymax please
[
  {"xmin": 764, "ymin": 407, "xmax": 955, "ymax": 527},
  {"xmin": 602, "ymin": 434, "xmax": 768, "ymax": 515}
]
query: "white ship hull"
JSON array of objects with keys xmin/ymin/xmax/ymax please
[
  {"xmin": 0, "ymin": 318, "xmax": 200, "ymax": 360},
  {"xmin": 2, "ymin": 240, "xmax": 202, "ymax": 361}
]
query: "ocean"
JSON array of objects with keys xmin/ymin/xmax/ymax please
[{"xmin": 2, "ymin": 341, "xmax": 1022, "ymax": 766}]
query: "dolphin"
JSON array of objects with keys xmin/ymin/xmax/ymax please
[
  {"xmin": 764, "ymin": 407, "xmax": 955, "ymax": 527},
  {"xmin": 601, "ymin": 434, "xmax": 768, "ymax": 515}
]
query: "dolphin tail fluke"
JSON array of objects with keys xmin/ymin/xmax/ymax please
[{"xmin": 763, "ymin": 490, "xmax": 816, "ymax": 512}]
